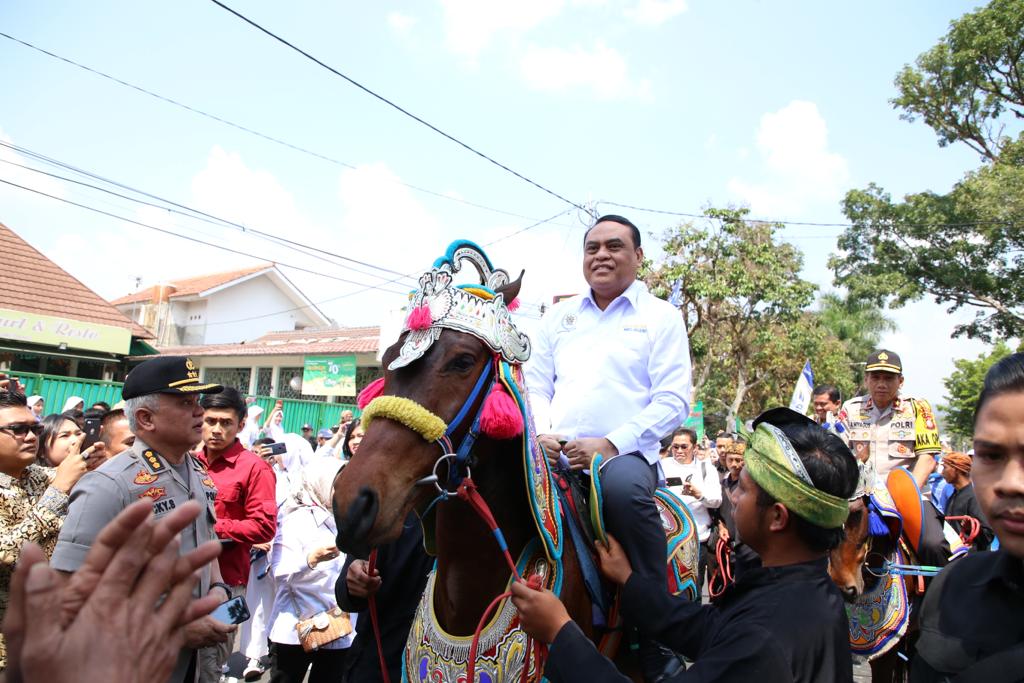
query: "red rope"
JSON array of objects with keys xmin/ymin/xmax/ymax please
[
  {"xmin": 945, "ymin": 515, "xmax": 981, "ymax": 546},
  {"xmin": 367, "ymin": 550, "xmax": 391, "ymax": 683},
  {"xmin": 708, "ymin": 537, "xmax": 734, "ymax": 600}
]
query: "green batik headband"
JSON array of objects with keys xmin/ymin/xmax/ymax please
[{"xmin": 744, "ymin": 422, "xmax": 848, "ymax": 529}]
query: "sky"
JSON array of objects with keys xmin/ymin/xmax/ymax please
[{"xmin": 0, "ymin": 0, "xmax": 997, "ymax": 404}]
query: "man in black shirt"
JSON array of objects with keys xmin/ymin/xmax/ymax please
[
  {"xmin": 512, "ymin": 408, "xmax": 858, "ymax": 682},
  {"xmin": 912, "ymin": 354, "xmax": 1024, "ymax": 681},
  {"xmin": 939, "ymin": 452, "xmax": 994, "ymax": 551},
  {"xmin": 715, "ymin": 442, "xmax": 761, "ymax": 580}
]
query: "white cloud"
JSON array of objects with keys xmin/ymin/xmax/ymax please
[
  {"xmin": 624, "ymin": 0, "xmax": 688, "ymax": 26},
  {"xmin": 519, "ymin": 41, "xmax": 651, "ymax": 100},
  {"xmin": 441, "ymin": 0, "xmax": 565, "ymax": 61},
  {"xmin": 727, "ymin": 100, "xmax": 849, "ymax": 215},
  {"xmin": 387, "ymin": 11, "xmax": 417, "ymax": 38}
]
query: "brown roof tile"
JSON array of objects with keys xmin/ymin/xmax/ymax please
[
  {"xmin": 0, "ymin": 221, "xmax": 153, "ymax": 338},
  {"xmin": 157, "ymin": 326, "xmax": 380, "ymax": 358},
  {"xmin": 110, "ymin": 264, "xmax": 272, "ymax": 305}
]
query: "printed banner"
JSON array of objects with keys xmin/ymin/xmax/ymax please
[
  {"xmin": 683, "ymin": 400, "xmax": 705, "ymax": 442},
  {"xmin": 0, "ymin": 307, "xmax": 132, "ymax": 355},
  {"xmin": 789, "ymin": 359, "xmax": 815, "ymax": 416},
  {"xmin": 302, "ymin": 355, "xmax": 357, "ymax": 396}
]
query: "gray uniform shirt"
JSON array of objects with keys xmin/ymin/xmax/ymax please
[{"xmin": 51, "ymin": 438, "xmax": 219, "ymax": 683}]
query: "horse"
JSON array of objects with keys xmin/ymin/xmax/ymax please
[{"xmin": 333, "ymin": 241, "xmax": 697, "ymax": 682}]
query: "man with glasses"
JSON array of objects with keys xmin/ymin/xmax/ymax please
[
  {"xmin": 0, "ymin": 390, "xmax": 92, "ymax": 668},
  {"xmin": 661, "ymin": 427, "xmax": 722, "ymax": 596}
]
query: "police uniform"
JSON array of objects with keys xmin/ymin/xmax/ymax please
[
  {"xmin": 839, "ymin": 350, "xmax": 941, "ymax": 485},
  {"xmin": 50, "ymin": 355, "xmax": 223, "ymax": 683}
]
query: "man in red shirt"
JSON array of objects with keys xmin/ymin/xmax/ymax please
[{"xmin": 197, "ymin": 387, "xmax": 277, "ymax": 683}]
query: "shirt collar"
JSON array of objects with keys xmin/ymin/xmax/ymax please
[
  {"xmin": 582, "ymin": 279, "xmax": 646, "ymax": 312},
  {"xmin": 970, "ymin": 549, "xmax": 1024, "ymax": 591},
  {"xmin": 199, "ymin": 438, "xmax": 245, "ymax": 467}
]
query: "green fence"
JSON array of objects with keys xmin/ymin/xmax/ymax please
[
  {"xmin": 12, "ymin": 371, "xmax": 124, "ymax": 414},
  {"xmin": 9, "ymin": 371, "xmax": 356, "ymax": 433}
]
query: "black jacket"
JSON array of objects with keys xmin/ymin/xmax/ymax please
[
  {"xmin": 546, "ymin": 557, "xmax": 852, "ymax": 682},
  {"xmin": 336, "ymin": 513, "xmax": 433, "ymax": 683}
]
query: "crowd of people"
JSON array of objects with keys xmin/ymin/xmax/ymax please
[{"xmin": 0, "ymin": 214, "xmax": 1020, "ymax": 683}]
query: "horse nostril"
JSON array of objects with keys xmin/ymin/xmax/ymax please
[
  {"xmin": 841, "ymin": 585, "xmax": 858, "ymax": 602},
  {"xmin": 335, "ymin": 486, "xmax": 380, "ymax": 555}
]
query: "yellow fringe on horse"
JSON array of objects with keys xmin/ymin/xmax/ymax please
[{"xmin": 362, "ymin": 396, "xmax": 448, "ymax": 442}]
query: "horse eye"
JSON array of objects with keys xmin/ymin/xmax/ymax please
[{"xmin": 445, "ymin": 354, "xmax": 476, "ymax": 372}]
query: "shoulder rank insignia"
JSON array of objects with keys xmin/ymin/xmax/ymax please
[
  {"xmin": 138, "ymin": 486, "xmax": 166, "ymax": 502},
  {"xmin": 141, "ymin": 449, "xmax": 166, "ymax": 474},
  {"xmin": 134, "ymin": 470, "xmax": 159, "ymax": 485},
  {"xmin": 202, "ymin": 477, "xmax": 215, "ymax": 488}
]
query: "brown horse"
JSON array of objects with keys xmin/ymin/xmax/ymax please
[{"xmin": 332, "ymin": 279, "xmax": 593, "ymax": 672}]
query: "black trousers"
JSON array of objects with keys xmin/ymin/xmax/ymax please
[{"xmin": 269, "ymin": 642, "xmax": 348, "ymax": 683}]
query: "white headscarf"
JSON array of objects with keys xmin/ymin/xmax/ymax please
[
  {"xmin": 280, "ymin": 447, "xmax": 341, "ymax": 528},
  {"xmin": 239, "ymin": 404, "xmax": 265, "ymax": 448},
  {"xmin": 61, "ymin": 396, "xmax": 84, "ymax": 413},
  {"xmin": 26, "ymin": 396, "xmax": 44, "ymax": 421}
]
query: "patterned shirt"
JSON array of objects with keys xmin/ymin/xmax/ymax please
[{"xmin": 0, "ymin": 465, "xmax": 69, "ymax": 669}]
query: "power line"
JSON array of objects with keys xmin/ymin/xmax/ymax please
[
  {"xmin": 206, "ymin": 0, "xmax": 586, "ymax": 212},
  {"xmin": 599, "ymin": 200, "xmax": 1023, "ymax": 230},
  {"xmin": 0, "ymin": 30, "xmax": 577, "ymax": 227},
  {"xmin": 0, "ymin": 176, "xmax": 413, "ymax": 296},
  {"xmin": 0, "ymin": 142, "xmax": 419, "ymax": 286}
]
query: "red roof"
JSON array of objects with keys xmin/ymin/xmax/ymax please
[
  {"xmin": 157, "ymin": 326, "xmax": 380, "ymax": 357},
  {"xmin": 0, "ymin": 221, "xmax": 152, "ymax": 338},
  {"xmin": 110, "ymin": 264, "xmax": 272, "ymax": 305}
]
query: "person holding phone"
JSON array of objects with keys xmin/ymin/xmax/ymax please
[{"xmin": 0, "ymin": 390, "xmax": 96, "ymax": 669}]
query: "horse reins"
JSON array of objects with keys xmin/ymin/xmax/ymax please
[
  {"xmin": 708, "ymin": 537, "xmax": 734, "ymax": 600},
  {"xmin": 367, "ymin": 358, "xmax": 549, "ymax": 682}
]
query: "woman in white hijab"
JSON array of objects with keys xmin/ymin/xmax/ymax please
[
  {"xmin": 60, "ymin": 395, "xmax": 84, "ymax": 413},
  {"xmin": 267, "ymin": 457, "xmax": 354, "ymax": 682},
  {"xmin": 26, "ymin": 395, "xmax": 45, "ymax": 421},
  {"xmin": 239, "ymin": 404, "xmax": 265, "ymax": 449}
]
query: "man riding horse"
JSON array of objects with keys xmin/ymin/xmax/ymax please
[{"xmin": 525, "ymin": 215, "xmax": 692, "ymax": 682}]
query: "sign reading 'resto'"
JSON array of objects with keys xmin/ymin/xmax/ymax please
[{"xmin": 0, "ymin": 308, "xmax": 132, "ymax": 355}]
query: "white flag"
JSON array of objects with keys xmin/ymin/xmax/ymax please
[{"xmin": 789, "ymin": 360, "xmax": 815, "ymax": 416}]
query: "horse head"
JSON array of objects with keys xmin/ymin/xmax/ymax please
[
  {"xmin": 333, "ymin": 255, "xmax": 525, "ymax": 559},
  {"xmin": 829, "ymin": 496, "xmax": 871, "ymax": 601}
]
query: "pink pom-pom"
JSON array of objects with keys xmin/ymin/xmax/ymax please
[
  {"xmin": 357, "ymin": 377, "xmax": 385, "ymax": 410},
  {"xmin": 406, "ymin": 304, "xmax": 433, "ymax": 331},
  {"xmin": 479, "ymin": 383, "xmax": 524, "ymax": 439},
  {"xmin": 506, "ymin": 297, "xmax": 521, "ymax": 312}
]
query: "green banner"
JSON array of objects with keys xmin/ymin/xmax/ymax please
[
  {"xmin": 684, "ymin": 401, "xmax": 705, "ymax": 442},
  {"xmin": 0, "ymin": 307, "xmax": 132, "ymax": 355},
  {"xmin": 302, "ymin": 355, "xmax": 356, "ymax": 396}
]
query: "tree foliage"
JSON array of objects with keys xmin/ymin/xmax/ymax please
[
  {"xmin": 829, "ymin": 0, "xmax": 1024, "ymax": 341},
  {"xmin": 941, "ymin": 341, "xmax": 1013, "ymax": 439},
  {"xmin": 817, "ymin": 292, "xmax": 896, "ymax": 389},
  {"xmin": 644, "ymin": 208, "xmax": 853, "ymax": 425}
]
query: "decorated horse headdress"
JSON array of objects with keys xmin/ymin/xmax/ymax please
[{"xmin": 357, "ymin": 240, "xmax": 564, "ymax": 566}]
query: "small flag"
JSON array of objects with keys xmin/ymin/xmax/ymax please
[
  {"xmin": 668, "ymin": 278, "xmax": 683, "ymax": 308},
  {"xmin": 789, "ymin": 360, "xmax": 815, "ymax": 416}
]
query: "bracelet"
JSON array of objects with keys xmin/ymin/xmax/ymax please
[{"xmin": 209, "ymin": 582, "xmax": 232, "ymax": 599}]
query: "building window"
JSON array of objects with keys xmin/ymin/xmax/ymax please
[
  {"xmin": 203, "ymin": 368, "xmax": 251, "ymax": 394},
  {"xmin": 276, "ymin": 367, "xmax": 305, "ymax": 400},
  {"xmin": 255, "ymin": 368, "xmax": 273, "ymax": 397}
]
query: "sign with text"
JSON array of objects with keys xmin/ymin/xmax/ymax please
[
  {"xmin": 0, "ymin": 308, "xmax": 132, "ymax": 355},
  {"xmin": 302, "ymin": 355, "xmax": 357, "ymax": 396}
]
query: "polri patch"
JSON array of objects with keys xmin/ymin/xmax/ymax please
[
  {"xmin": 138, "ymin": 486, "xmax": 166, "ymax": 502},
  {"xmin": 134, "ymin": 470, "xmax": 158, "ymax": 485}
]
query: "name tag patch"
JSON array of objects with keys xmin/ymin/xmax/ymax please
[{"xmin": 152, "ymin": 498, "xmax": 177, "ymax": 515}]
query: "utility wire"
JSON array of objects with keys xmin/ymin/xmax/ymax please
[
  {"xmin": 206, "ymin": 0, "xmax": 586, "ymax": 212},
  {"xmin": 0, "ymin": 176, "xmax": 412, "ymax": 296},
  {"xmin": 0, "ymin": 30, "xmax": 576, "ymax": 227},
  {"xmin": 0, "ymin": 143, "xmax": 418, "ymax": 286}
]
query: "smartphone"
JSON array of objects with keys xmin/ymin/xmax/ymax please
[
  {"xmin": 5, "ymin": 377, "xmax": 21, "ymax": 393},
  {"xmin": 665, "ymin": 476, "xmax": 683, "ymax": 487},
  {"xmin": 210, "ymin": 595, "xmax": 250, "ymax": 625},
  {"xmin": 82, "ymin": 417, "xmax": 102, "ymax": 450},
  {"xmin": 267, "ymin": 442, "xmax": 287, "ymax": 456}
]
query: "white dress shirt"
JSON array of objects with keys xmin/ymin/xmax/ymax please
[
  {"xmin": 525, "ymin": 280, "xmax": 692, "ymax": 464},
  {"xmin": 268, "ymin": 506, "xmax": 356, "ymax": 649},
  {"xmin": 660, "ymin": 457, "xmax": 723, "ymax": 542}
]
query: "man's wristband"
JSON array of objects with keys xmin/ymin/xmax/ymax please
[{"xmin": 209, "ymin": 582, "xmax": 232, "ymax": 599}]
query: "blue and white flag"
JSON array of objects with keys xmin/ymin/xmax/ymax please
[
  {"xmin": 668, "ymin": 278, "xmax": 683, "ymax": 308},
  {"xmin": 789, "ymin": 360, "xmax": 815, "ymax": 416}
]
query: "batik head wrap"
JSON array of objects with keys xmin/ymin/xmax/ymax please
[
  {"xmin": 744, "ymin": 420, "xmax": 849, "ymax": 529},
  {"xmin": 942, "ymin": 451, "xmax": 972, "ymax": 475}
]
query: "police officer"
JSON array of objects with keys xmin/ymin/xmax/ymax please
[
  {"xmin": 839, "ymin": 349, "xmax": 941, "ymax": 489},
  {"xmin": 51, "ymin": 356, "xmax": 235, "ymax": 683}
]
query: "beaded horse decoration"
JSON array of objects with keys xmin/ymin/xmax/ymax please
[{"xmin": 358, "ymin": 240, "xmax": 564, "ymax": 683}]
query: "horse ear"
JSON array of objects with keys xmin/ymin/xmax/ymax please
[{"xmin": 496, "ymin": 270, "xmax": 524, "ymax": 305}]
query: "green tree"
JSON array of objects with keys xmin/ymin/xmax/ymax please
[
  {"xmin": 942, "ymin": 341, "xmax": 1013, "ymax": 439},
  {"xmin": 645, "ymin": 208, "xmax": 852, "ymax": 424},
  {"xmin": 818, "ymin": 292, "xmax": 896, "ymax": 388},
  {"xmin": 829, "ymin": 0, "xmax": 1024, "ymax": 342}
]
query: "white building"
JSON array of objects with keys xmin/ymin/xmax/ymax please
[{"xmin": 111, "ymin": 264, "xmax": 330, "ymax": 346}]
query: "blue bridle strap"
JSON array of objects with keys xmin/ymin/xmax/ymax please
[
  {"xmin": 445, "ymin": 361, "xmax": 493, "ymax": 440},
  {"xmin": 433, "ymin": 360, "xmax": 496, "ymax": 489}
]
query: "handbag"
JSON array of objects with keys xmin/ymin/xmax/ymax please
[{"xmin": 295, "ymin": 606, "xmax": 353, "ymax": 652}]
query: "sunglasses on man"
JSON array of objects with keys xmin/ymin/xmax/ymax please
[{"xmin": 0, "ymin": 423, "xmax": 45, "ymax": 437}]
